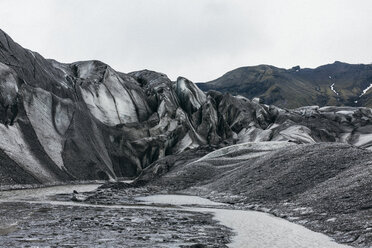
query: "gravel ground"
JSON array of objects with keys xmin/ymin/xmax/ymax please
[{"xmin": 0, "ymin": 200, "xmax": 231, "ymax": 248}]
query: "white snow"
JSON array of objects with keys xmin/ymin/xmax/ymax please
[
  {"xmin": 330, "ymin": 83, "xmax": 339, "ymax": 95},
  {"xmin": 235, "ymin": 95, "xmax": 249, "ymax": 101},
  {"xmin": 252, "ymin": 97, "xmax": 260, "ymax": 103},
  {"xmin": 326, "ymin": 218, "xmax": 337, "ymax": 222},
  {"xmin": 359, "ymin": 83, "xmax": 372, "ymax": 97},
  {"xmin": 336, "ymin": 110, "xmax": 355, "ymax": 116}
]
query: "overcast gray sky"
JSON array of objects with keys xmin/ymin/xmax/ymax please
[{"xmin": 1, "ymin": 0, "xmax": 372, "ymax": 81}]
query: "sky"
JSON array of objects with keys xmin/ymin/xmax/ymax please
[{"xmin": 1, "ymin": 0, "xmax": 372, "ymax": 82}]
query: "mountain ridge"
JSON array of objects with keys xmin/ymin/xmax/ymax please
[{"xmin": 198, "ymin": 62, "xmax": 372, "ymax": 108}]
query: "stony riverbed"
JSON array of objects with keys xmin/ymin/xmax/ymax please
[
  {"xmin": 0, "ymin": 183, "xmax": 356, "ymax": 248},
  {"xmin": 0, "ymin": 184, "xmax": 231, "ymax": 248}
]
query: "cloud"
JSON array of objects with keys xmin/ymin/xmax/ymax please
[{"xmin": 1, "ymin": 0, "xmax": 372, "ymax": 81}]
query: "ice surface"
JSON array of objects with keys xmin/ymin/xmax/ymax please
[
  {"xmin": 175, "ymin": 132, "xmax": 199, "ymax": 153},
  {"xmin": 23, "ymin": 87, "xmax": 67, "ymax": 170},
  {"xmin": 237, "ymin": 127, "xmax": 272, "ymax": 143},
  {"xmin": 176, "ymin": 77, "xmax": 207, "ymax": 110},
  {"xmin": 0, "ymin": 123, "xmax": 57, "ymax": 182},
  {"xmin": 103, "ymin": 71, "xmax": 138, "ymax": 123},
  {"xmin": 197, "ymin": 141, "xmax": 293, "ymax": 162},
  {"xmin": 80, "ymin": 83, "xmax": 121, "ymax": 126},
  {"xmin": 336, "ymin": 110, "xmax": 355, "ymax": 115},
  {"xmin": 54, "ymin": 99, "xmax": 74, "ymax": 135},
  {"xmin": 77, "ymin": 61, "xmax": 95, "ymax": 79},
  {"xmin": 273, "ymin": 125, "xmax": 315, "ymax": 143},
  {"xmin": 353, "ymin": 133, "xmax": 372, "ymax": 147},
  {"xmin": 80, "ymin": 71, "xmax": 139, "ymax": 126},
  {"xmin": 0, "ymin": 62, "xmax": 18, "ymax": 106}
]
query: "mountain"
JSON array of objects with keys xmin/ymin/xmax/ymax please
[
  {"xmin": 198, "ymin": 63, "xmax": 372, "ymax": 108},
  {"xmin": 0, "ymin": 29, "xmax": 372, "ymax": 186}
]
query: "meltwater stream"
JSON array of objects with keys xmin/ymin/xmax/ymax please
[
  {"xmin": 0, "ymin": 185, "xmax": 351, "ymax": 248},
  {"xmin": 137, "ymin": 194, "xmax": 351, "ymax": 248}
]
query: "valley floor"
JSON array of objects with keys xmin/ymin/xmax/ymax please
[{"xmin": 0, "ymin": 183, "xmax": 358, "ymax": 248}]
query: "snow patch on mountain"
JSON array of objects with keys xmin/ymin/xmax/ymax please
[
  {"xmin": 359, "ymin": 83, "xmax": 372, "ymax": 97},
  {"xmin": 330, "ymin": 83, "xmax": 339, "ymax": 95}
]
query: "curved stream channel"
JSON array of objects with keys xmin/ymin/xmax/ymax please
[{"xmin": 0, "ymin": 184, "xmax": 350, "ymax": 248}]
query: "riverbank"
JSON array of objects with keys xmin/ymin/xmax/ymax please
[{"xmin": 0, "ymin": 183, "xmax": 355, "ymax": 248}]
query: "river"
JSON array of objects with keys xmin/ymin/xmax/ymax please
[{"xmin": 0, "ymin": 184, "xmax": 351, "ymax": 248}]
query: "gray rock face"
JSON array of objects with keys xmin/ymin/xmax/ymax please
[{"xmin": 1, "ymin": 28, "xmax": 372, "ymax": 184}]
